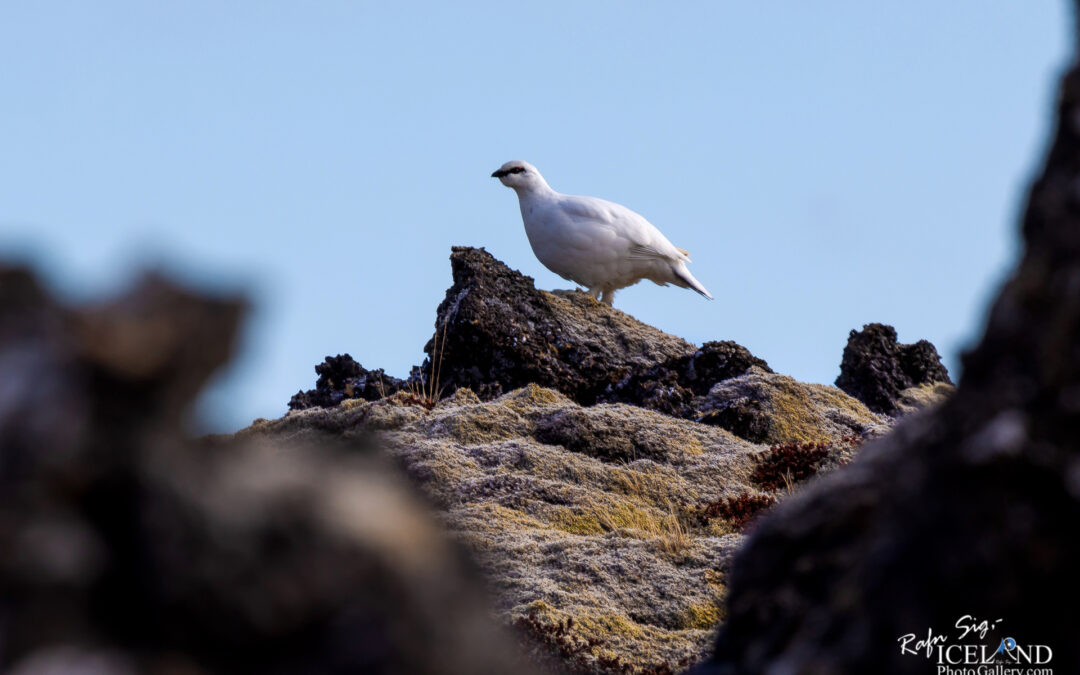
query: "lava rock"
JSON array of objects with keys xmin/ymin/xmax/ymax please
[
  {"xmin": 602, "ymin": 341, "xmax": 771, "ymax": 418},
  {"xmin": 417, "ymin": 246, "xmax": 698, "ymax": 404},
  {"xmin": 289, "ymin": 353, "xmax": 405, "ymax": 410},
  {"xmin": 834, "ymin": 323, "xmax": 951, "ymax": 414},
  {"xmin": 700, "ymin": 37, "xmax": 1080, "ymax": 675},
  {"xmin": 698, "ymin": 399, "xmax": 771, "ymax": 443}
]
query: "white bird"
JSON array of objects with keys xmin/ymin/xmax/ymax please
[{"xmin": 491, "ymin": 160, "xmax": 712, "ymax": 306}]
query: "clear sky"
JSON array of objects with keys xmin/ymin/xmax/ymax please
[{"xmin": 1, "ymin": 2, "xmax": 1071, "ymax": 431}]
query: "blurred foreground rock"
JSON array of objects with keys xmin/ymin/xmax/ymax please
[
  {"xmin": 700, "ymin": 24, "xmax": 1080, "ymax": 675},
  {"xmin": 0, "ymin": 269, "xmax": 532, "ymax": 675}
]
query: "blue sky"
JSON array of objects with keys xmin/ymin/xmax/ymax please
[{"xmin": 0, "ymin": 2, "xmax": 1071, "ymax": 431}]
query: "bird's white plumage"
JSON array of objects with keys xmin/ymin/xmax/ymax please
[{"xmin": 492, "ymin": 160, "xmax": 712, "ymax": 305}]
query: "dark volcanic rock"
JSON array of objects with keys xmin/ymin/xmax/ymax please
[
  {"xmin": 602, "ymin": 341, "xmax": 772, "ymax": 418},
  {"xmin": 835, "ymin": 322, "xmax": 951, "ymax": 414},
  {"xmin": 0, "ymin": 268, "xmax": 534, "ymax": 675},
  {"xmin": 700, "ymin": 30, "xmax": 1080, "ymax": 675},
  {"xmin": 697, "ymin": 398, "xmax": 771, "ymax": 443},
  {"xmin": 289, "ymin": 353, "xmax": 405, "ymax": 410},
  {"xmin": 294, "ymin": 249, "xmax": 768, "ymax": 421},
  {"xmin": 418, "ymin": 246, "xmax": 700, "ymax": 404}
]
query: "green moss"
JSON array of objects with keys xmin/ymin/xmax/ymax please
[
  {"xmin": 547, "ymin": 508, "xmax": 606, "ymax": 536},
  {"xmin": 674, "ymin": 569, "xmax": 728, "ymax": 629},
  {"xmin": 896, "ymin": 381, "xmax": 955, "ymax": 414},
  {"xmin": 678, "ymin": 600, "xmax": 724, "ymax": 630},
  {"xmin": 339, "ymin": 398, "xmax": 368, "ymax": 411},
  {"xmin": 460, "ymin": 502, "xmax": 548, "ymax": 533},
  {"xmin": 439, "ymin": 387, "xmax": 482, "ymax": 407},
  {"xmin": 765, "ymin": 376, "xmax": 880, "ymax": 444},
  {"xmin": 515, "ymin": 383, "xmax": 566, "ymax": 405},
  {"xmin": 767, "ymin": 383, "xmax": 832, "ymax": 443},
  {"xmin": 597, "ymin": 499, "xmax": 667, "ymax": 535},
  {"xmin": 575, "ymin": 611, "xmax": 647, "ymax": 640},
  {"xmin": 498, "ymin": 384, "xmax": 570, "ymax": 417},
  {"xmin": 546, "ymin": 498, "xmax": 668, "ymax": 538},
  {"xmin": 431, "ymin": 404, "xmax": 529, "ymax": 445},
  {"xmin": 524, "ymin": 599, "xmax": 559, "ymax": 618}
]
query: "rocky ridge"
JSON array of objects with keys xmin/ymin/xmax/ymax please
[
  {"xmin": 290, "ymin": 247, "xmax": 950, "ymax": 437},
  {"xmin": 273, "ymin": 247, "xmax": 951, "ymax": 672}
]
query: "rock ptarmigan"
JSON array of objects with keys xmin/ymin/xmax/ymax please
[{"xmin": 492, "ymin": 160, "xmax": 712, "ymax": 305}]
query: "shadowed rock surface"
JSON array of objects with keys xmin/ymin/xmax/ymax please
[
  {"xmin": 416, "ymin": 247, "xmax": 704, "ymax": 403},
  {"xmin": 834, "ymin": 322, "xmax": 952, "ymax": 415},
  {"xmin": 0, "ymin": 268, "xmax": 533, "ymax": 675},
  {"xmin": 699, "ymin": 23, "xmax": 1080, "ymax": 675},
  {"xmin": 295, "ymin": 247, "xmax": 780, "ymax": 424},
  {"xmin": 599, "ymin": 341, "xmax": 772, "ymax": 419}
]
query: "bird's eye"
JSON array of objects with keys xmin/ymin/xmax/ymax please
[{"xmin": 510, "ymin": 167, "xmax": 525, "ymax": 174}]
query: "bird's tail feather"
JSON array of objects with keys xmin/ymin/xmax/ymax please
[{"xmin": 672, "ymin": 262, "xmax": 713, "ymax": 300}]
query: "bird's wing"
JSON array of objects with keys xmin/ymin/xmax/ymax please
[
  {"xmin": 629, "ymin": 243, "xmax": 677, "ymax": 260},
  {"xmin": 557, "ymin": 194, "xmax": 690, "ymax": 262},
  {"xmin": 557, "ymin": 194, "xmax": 622, "ymax": 226}
]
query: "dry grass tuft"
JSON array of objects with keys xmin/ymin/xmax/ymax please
[
  {"xmin": 653, "ymin": 504, "xmax": 693, "ymax": 558},
  {"xmin": 408, "ymin": 319, "xmax": 450, "ymax": 410}
]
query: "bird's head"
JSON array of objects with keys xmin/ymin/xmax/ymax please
[{"xmin": 490, "ymin": 160, "xmax": 547, "ymax": 191}]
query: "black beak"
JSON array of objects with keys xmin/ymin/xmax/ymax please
[{"xmin": 491, "ymin": 169, "xmax": 508, "ymax": 178}]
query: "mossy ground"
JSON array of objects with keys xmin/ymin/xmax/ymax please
[{"xmin": 241, "ymin": 379, "xmax": 903, "ymax": 673}]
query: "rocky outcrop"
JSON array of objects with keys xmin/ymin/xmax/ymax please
[
  {"xmin": 289, "ymin": 252, "xmax": 953, "ymax": 437},
  {"xmin": 0, "ymin": 269, "xmax": 533, "ymax": 675},
  {"xmin": 288, "ymin": 353, "xmax": 405, "ymax": 410},
  {"xmin": 262, "ymin": 246, "xmax": 956, "ymax": 672},
  {"xmin": 834, "ymin": 322, "xmax": 952, "ymax": 414},
  {"xmin": 698, "ymin": 368, "xmax": 890, "ymax": 444},
  {"xmin": 600, "ymin": 341, "xmax": 772, "ymax": 419},
  {"xmin": 262, "ymin": 245, "xmax": 918, "ymax": 672},
  {"xmin": 416, "ymin": 247, "xmax": 725, "ymax": 403},
  {"xmin": 700, "ymin": 25, "xmax": 1080, "ymax": 675},
  {"xmin": 293, "ymin": 247, "xmax": 779, "ymax": 423}
]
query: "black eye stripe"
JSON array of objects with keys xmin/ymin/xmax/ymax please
[{"xmin": 509, "ymin": 167, "xmax": 525, "ymax": 174}]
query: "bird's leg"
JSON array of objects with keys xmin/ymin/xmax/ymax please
[
  {"xmin": 587, "ymin": 288, "xmax": 601, "ymax": 301},
  {"xmin": 600, "ymin": 289, "xmax": 615, "ymax": 306}
]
